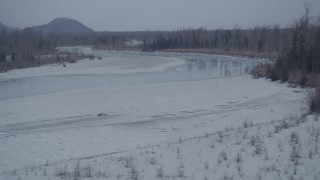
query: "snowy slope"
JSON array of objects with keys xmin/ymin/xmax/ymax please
[{"xmin": 0, "ymin": 49, "xmax": 315, "ymax": 180}]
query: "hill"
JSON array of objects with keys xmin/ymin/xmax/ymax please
[
  {"xmin": 0, "ymin": 22, "xmax": 19, "ymax": 31},
  {"xmin": 29, "ymin": 18, "xmax": 94, "ymax": 34}
]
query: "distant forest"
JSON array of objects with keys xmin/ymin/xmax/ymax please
[
  {"xmin": 0, "ymin": 4, "xmax": 319, "ymax": 81},
  {"xmin": 142, "ymin": 26, "xmax": 287, "ymax": 58}
]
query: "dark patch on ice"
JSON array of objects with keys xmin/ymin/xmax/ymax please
[
  {"xmin": 181, "ymin": 109, "xmax": 208, "ymax": 114},
  {"xmin": 151, "ymin": 115, "xmax": 164, "ymax": 118},
  {"xmin": 216, "ymin": 105, "xmax": 233, "ymax": 109},
  {"xmin": 216, "ymin": 105, "xmax": 229, "ymax": 107},
  {"xmin": 227, "ymin": 101, "xmax": 239, "ymax": 104},
  {"xmin": 220, "ymin": 115, "xmax": 229, "ymax": 118},
  {"xmin": 163, "ymin": 113, "xmax": 175, "ymax": 116},
  {"xmin": 151, "ymin": 113, "xmax": 176, "ymax": 119},
  {"xmin": 97, "ymin": 113, "xmax": 108, "ymax": 117},
  {"xmin": 181, "ymin": 111, "xmax": 194, "ymax": 114}
]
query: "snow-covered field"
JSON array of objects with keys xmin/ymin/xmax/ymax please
[{"xmin": 0, "ymin": 48, "xmax": 318, "ymax": 180}]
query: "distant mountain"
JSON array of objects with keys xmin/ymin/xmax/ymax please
[
  {"xmin": 29, "ymin": 18, "xmax": 94, "ymax": 34},
  {"xmin": 0, "ymin": 22, "xmax": 19, "ymax": 31}
]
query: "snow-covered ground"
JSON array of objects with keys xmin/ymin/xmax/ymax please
[{"xmin": 0, "ymin": 48, "xmax": 317, "ymax": 180}]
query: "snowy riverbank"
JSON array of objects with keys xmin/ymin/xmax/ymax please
[{"xmin": 0, "ymin": 51, "xmax": 317, "ymax": 180}]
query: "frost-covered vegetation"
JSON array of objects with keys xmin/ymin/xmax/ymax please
[{"xmin": 2, "ymin": 115, "xmax": 319, "ymax": 180}]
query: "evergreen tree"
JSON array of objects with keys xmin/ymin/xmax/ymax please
[
  {"xmin": 11, "ymin": 52, "xmax": 15, "ymax": 62},
  {"xmin": 0, "ymin": 50, "xmax": 6, "ymax": 62}
]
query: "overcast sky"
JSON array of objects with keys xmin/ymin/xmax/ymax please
[{"xmin": 1, "ymin": 0, "xmax": 320, "ymax": 31}]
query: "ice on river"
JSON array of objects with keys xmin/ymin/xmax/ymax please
[{"xmin": 0, "ymin": 47, "xmax": 312, "ymax": 180}]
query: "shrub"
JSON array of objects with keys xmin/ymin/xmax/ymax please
[
  {"xmin": 219, "ymin": 151, "xmax": 228, "ymax": 161},
  {"xmin": 243, "ymin": 120, "xmax": 253, "ymax": 128},
  {"xmin": 149, "ymin": 157, "xmax": 157, "ymax": 165},
  {"xmin": 250, "ymin": 64, "xmax": 271, "ymax": 78},
  {"xmin": 308, "ymin": 86, "xmax": 320, "ymax": 113},
  {"xmin": 130, "ymin": 165, "xmax": 139, "ymax": 180},
  {"xmin": 156, "ymin": 166, "xmax": 164, "ymax": 178},
  {"xmin": 235, "ymin": 152, "xmax": 242, "ymax": 164},
  {"xmin": 300, "ymin": 73, "xmax": 308, "ymax": 87},
  {"xmin": 290, "ymin": 146, "xmax": 300, "ymax": 165},
  {"xmin": 177, "ymin": 163, "xmax": 184, "ymax": 177},
  {"xmin": 217, "ymin": 131, "xmax": 224, "ymax": 143},
  {"xmin": 268, "ymin": 68, "xmax": 280, "ymax": 81}
]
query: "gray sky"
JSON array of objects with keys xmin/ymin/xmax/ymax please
[{"xmin": 1, "ymin": 0, "xmax": 320, "ymax": 31}]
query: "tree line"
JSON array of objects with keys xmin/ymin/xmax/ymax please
[
  {"xmin": 272, "ymin": 20, "xmax": 320, "ymax": 81},
  {"xmin": 255, "ymin": 3, "xmax": 320, "ymax": 86},
  {"xmin": 0, "ymin": 29, "xmax": 101, "ymax": 71},
  {"xmin": 0, "ymin": 28, "xmax": 57, "ymax": 62},
  {"xmin": 0, "ymin": 29, "xmax": 145, "ymax": 63},
  {"xmin": 141, "ymin": 26, "xmax": 292, "ymax": 55},
  {"xmin": 0, "ymin": 3, "xmax": 319, "ymax": 79}
]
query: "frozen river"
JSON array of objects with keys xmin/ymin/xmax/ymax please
[
  {"xmin": 2, "ymin": 47, "xmax": 299, "ymax": 176},
  {"xmin": 0, "ymin": 47, "xmax": 265, "ymax": 101}
]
